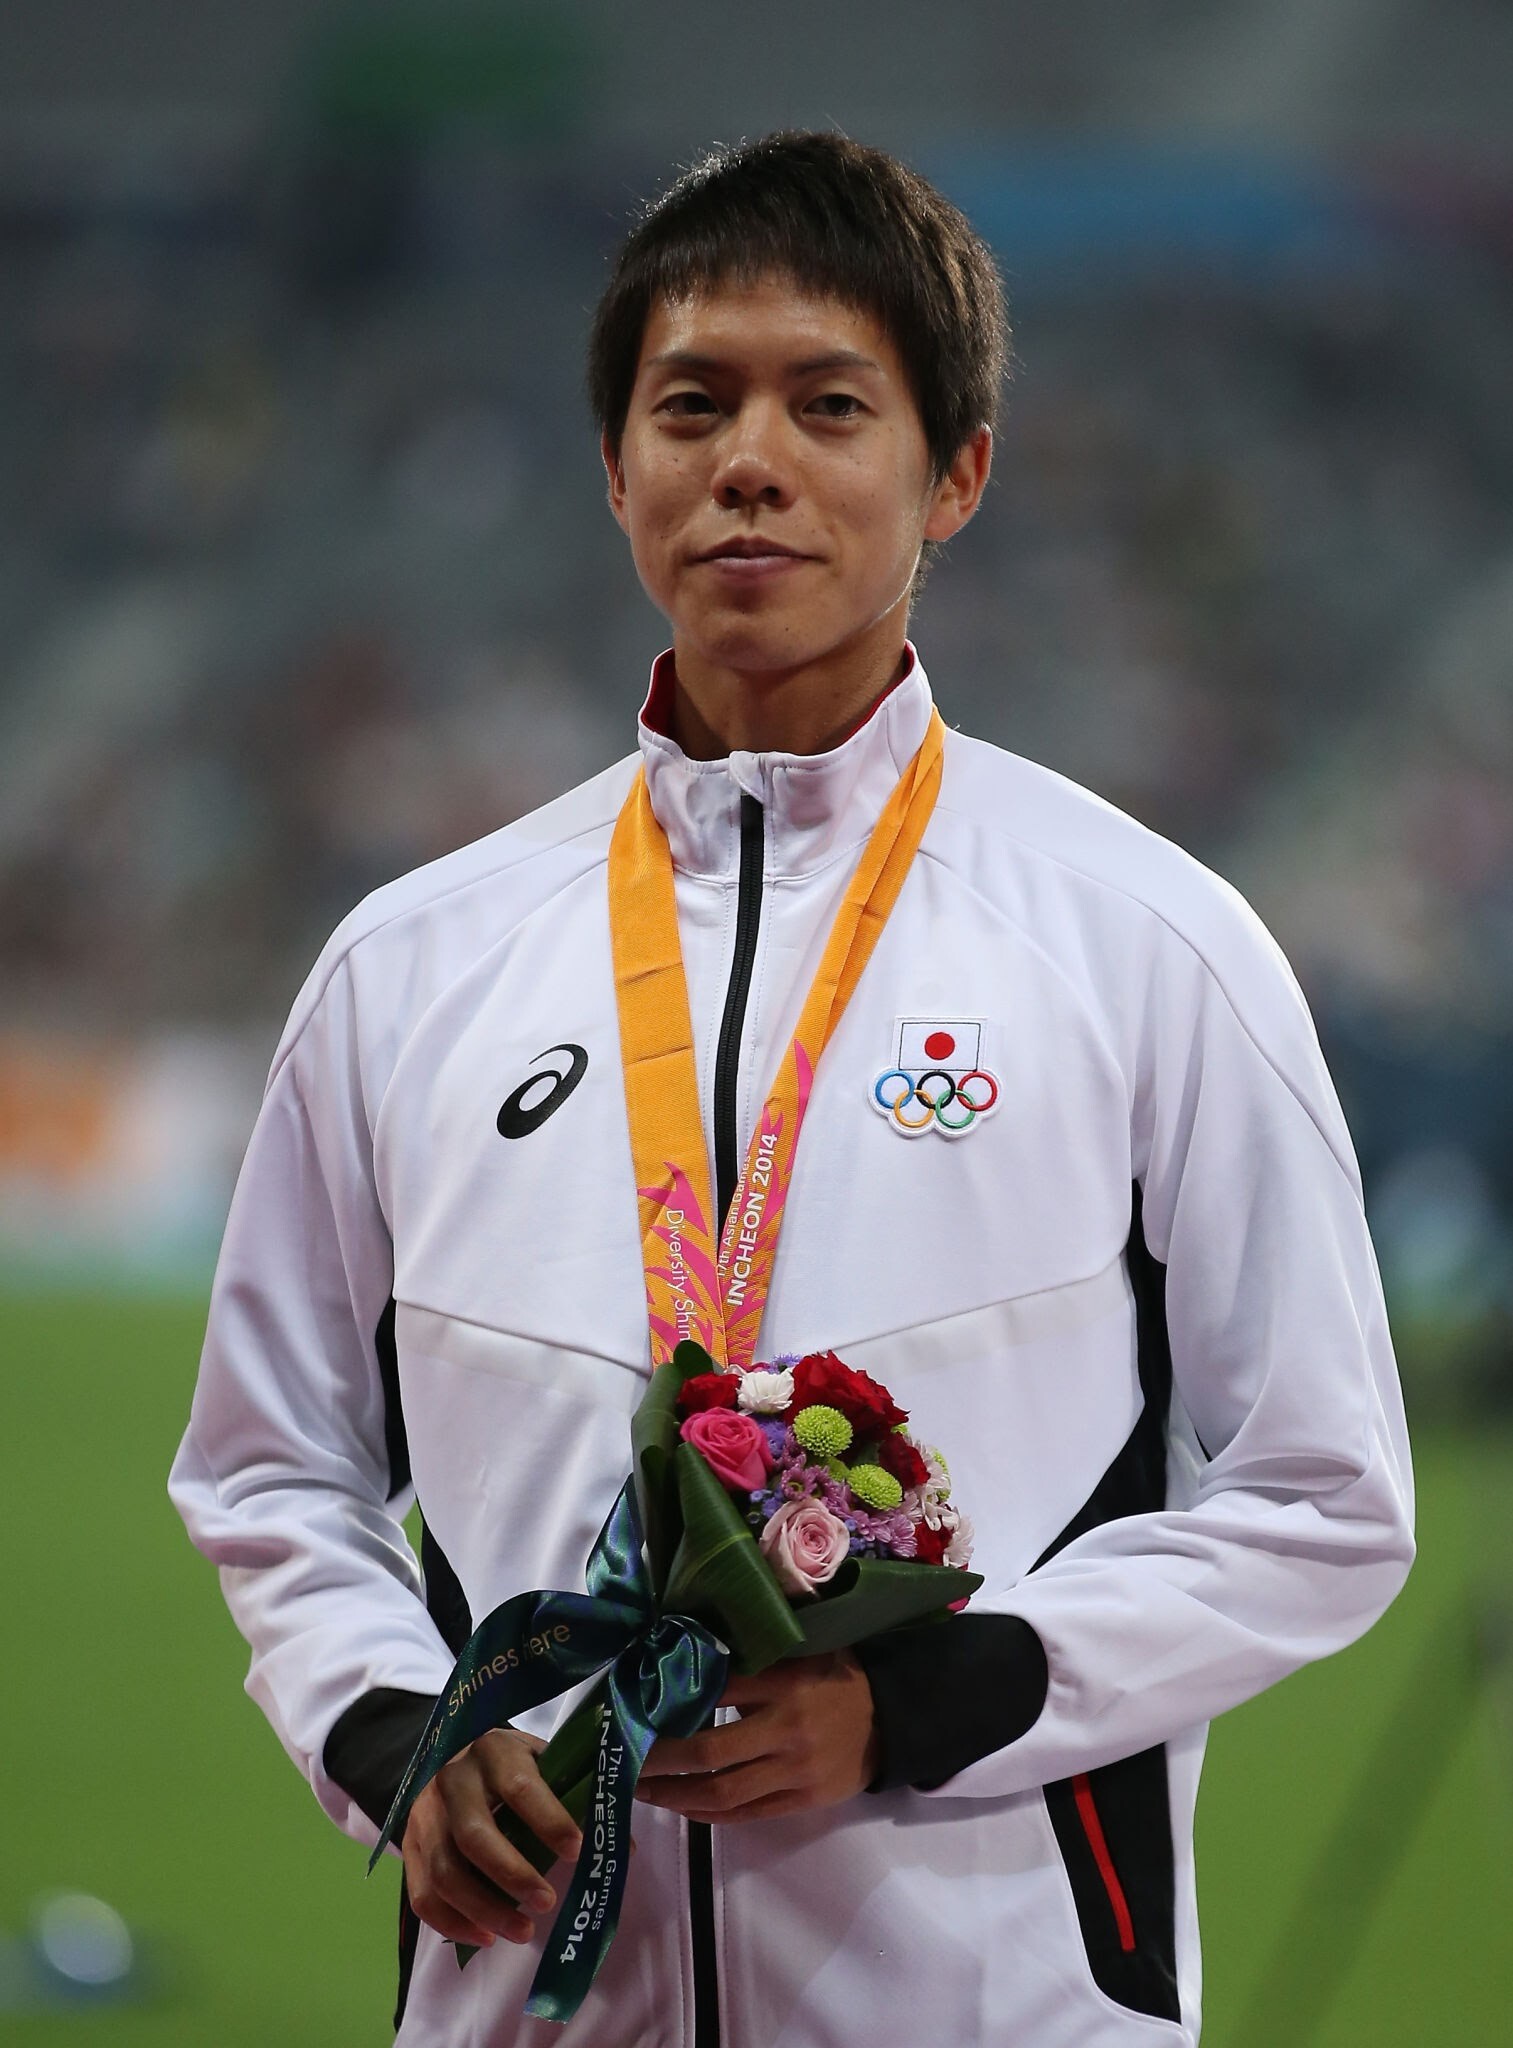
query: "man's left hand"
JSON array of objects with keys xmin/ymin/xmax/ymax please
[{"xmin": 634, "ymin": 1651, "xmax": 879, "ymax": 1823}]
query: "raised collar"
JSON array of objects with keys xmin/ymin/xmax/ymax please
[{"xmin": 635, "ymin": 645, "xmax": 936, "ymax": 880}]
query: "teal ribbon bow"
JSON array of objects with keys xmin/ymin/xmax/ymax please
[{"xmin": 369, "ymin": 1481, "xmax": 728, "ymax": 2023}]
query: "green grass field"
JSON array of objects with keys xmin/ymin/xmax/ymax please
[{"xmin": 4, "ymin": 1292, "xmax": 1509, "ymax": 2045}]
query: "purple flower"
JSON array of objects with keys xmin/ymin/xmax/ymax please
[{"xmin": 839, "ymin": 1498, "xmax": 920, "ymax": 1560}]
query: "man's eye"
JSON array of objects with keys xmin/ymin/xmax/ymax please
[
  {"xmin": 809, "ymin": 392, "xmax": 863, "ymax": 420},
  {"xmin": 659, "ymin": 392, "xmax": 718, "ymax": 418}
]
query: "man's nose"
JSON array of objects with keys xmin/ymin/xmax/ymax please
[{"xmin": 712, "ymin": 401, "xmax": 796, "ymax": 509}]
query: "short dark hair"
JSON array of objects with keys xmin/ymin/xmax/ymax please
[{"xmin": 588, "ymin": 131, "xmax": 1009, "ymax": 482}]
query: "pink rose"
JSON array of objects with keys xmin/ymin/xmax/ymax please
[
  {"xmin": 759, "ymin": 1499, "xmax": 850, "ymax": 1599},
  {"xmin": 680, "ymin": 1408, "xmax": 772, "ymax": 1494}
]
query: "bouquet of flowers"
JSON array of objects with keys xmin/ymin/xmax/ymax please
[
  {"xmin": 677, "ymin": 1349, "xmax": 974, "ymax": 1591},
  {"xmin": 629, "ymin": 1341, "xmax": 978, "ymax": 1679},
  {"xmin": 372, "ymin": 1339, "xmax": 979, "ymax": 2022}
]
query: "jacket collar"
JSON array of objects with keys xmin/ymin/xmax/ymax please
[{"xmin": 635, "ymin": 644, "xmax": 936, "ymax": 880}]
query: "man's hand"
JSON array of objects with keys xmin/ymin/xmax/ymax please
[
  {"xmin": 402, "ymin": 1728, "xmax": 582, "ymax": 1949},
  {"xmin": 634, "ymin": 1651, "xmax": 879, "ymax": 1823}
]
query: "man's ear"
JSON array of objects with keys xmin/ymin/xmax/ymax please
[
  {"xmin": 923, "ymin": 426, "xmax": 993, "ymax": 546},
  {"xmin": 602, "ymin": 431, "xmax": 630, "ymax": 535}
]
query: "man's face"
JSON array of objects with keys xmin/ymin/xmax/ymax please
[{"xmin": 604, "ymin": 275, "xmax": 977, "ymax": 684}]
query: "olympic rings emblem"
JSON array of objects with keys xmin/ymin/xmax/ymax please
[{"xmin": 870, "ymin": 1065, "xmax": 1000, "ymax": 1138}]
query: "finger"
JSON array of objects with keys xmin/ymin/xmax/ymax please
[
  {"xmin": 717, "ymin": 1670, "xmax": 780, "ymax": 1711},
  {"xmin": 636, "ymin": 1756, "xmax": 786, "ymax": 1817},
  {"xmin": 474, "ymin": 1736, "xmax": 583, "ymax": 1867},
  {"xmin": 435, "ymin": 1760, "xmax": 566, "ymax": 1908},
  {"xmin": 636, "ymin": 1761, "xmax": 805, "ymax": 1823},
  {"xmin": 639, "ymin": 1715, "xmax": 772, "ymax": 1780},
  {"xmin": 413, "ymin": 1829, "xmax": 541, "ymax": 1944},
  {"xmin": 406, "ymin": 1886, "xmax": 497, "ymax": 1949},
  {"xmin": 718, "ymin": 1654, "xmax": 840, "ymax": 1713},
  {"xmin": 678, "ymin": 1785, "xmax": 817, "ymax": 1825},
  {"xmin": 404, "ymin": 1795, "xmax": 528, "ymax": 1945},
  {"xmin": 402, "ymin": 1835, "xmax": 496, "ymax": 1949},
  {"xmin": 440, "ymin": 1785, "xmax": 569, "ymax": 1908}
]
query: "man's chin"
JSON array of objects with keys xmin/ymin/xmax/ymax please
[
  {"xmin": 680, "ymin": 633, "xmax": 820, "ymax": 682},
  {"xmin": 676, "ymin": 610, "xmax": 858, "ymax": 683}
]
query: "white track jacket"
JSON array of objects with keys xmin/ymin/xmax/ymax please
[{"xmin": 171, "ymin": 650, "xmax": 1414, "ymax": 2047}]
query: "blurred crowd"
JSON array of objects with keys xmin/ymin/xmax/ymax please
[{"xmin": 0, "ymin": 128, "xmax": 1510, "ymax": 1383}]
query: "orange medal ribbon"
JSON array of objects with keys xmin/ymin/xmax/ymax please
[{"xmin": 609, "ymin": 707, "xmax": 946, "ymax": 1371}]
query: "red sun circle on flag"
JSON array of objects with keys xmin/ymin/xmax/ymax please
[{"xmin": 923, "ymin": 1030, "xmax": 956, "ymax": 1061}]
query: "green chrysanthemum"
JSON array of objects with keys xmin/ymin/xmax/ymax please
[
  {"xmin": 847, "ymin": 1463, "xmax": 903, "ymax": 1512},
  {"xmin": 792, "ymin": 1403, "xmax": 853, "ymax": 1459}
]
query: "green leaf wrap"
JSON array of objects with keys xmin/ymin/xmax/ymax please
[
  {"xmin": 786, "ymin": 1557, "xmax": 984, "ymax": 1658},
  {"xmin": 630, "ymin": 1339, "xmax": 716, "ymax": 1588},
  {"xmin": 663, "ymin": 1443, "xmax": 807, "ymax": 1672}
]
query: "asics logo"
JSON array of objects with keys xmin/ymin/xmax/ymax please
[{"xmin": 497, "ymin": 1044, "xmax": 587, "ymax": 1138}]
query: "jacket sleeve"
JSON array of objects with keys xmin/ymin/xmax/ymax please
[
  {"xmin": 168, "ymin": 952, "xmax": 456, "ymax": 1848},
  {"xmin": 911, "ymin": 905, "xmax": 1415, "ymax": 1802}
]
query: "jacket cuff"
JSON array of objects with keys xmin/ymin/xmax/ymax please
[
  {"xmin": 854, "ymin": 1615, "xmax": 1048, "ymax": 1791},
  {"xmin": 323, "ymin": 1687, "xmax": 438, "ymax": 1833}
]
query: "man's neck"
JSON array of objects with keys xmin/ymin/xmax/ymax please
[{"xmin": 666, "ymin": 636, "xmax": 912, "ymax": 762}]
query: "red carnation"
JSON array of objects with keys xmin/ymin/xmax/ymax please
[
  {"xmin": 879, "ymin": 1431, "xmax": 930, "ymax": 1492},
  {"xmin": 677, "ymin": 1372, "xmax": 741, "ymax": 1415},
  {"xmin": 913, "ymin": 1520, "xmax": 950, "ymax": 1567},
  {"xmin": 788, "ymin": 1351, "xmax": 908, "ymax": 1435}
]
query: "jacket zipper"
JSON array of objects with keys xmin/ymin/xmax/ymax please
[
  {"xmin": 690, "ymin": 786, "xmax": 765, "ymax": 2048},
  {"xmin": 714, "ymin": 791, "xmax": 767, "ymax": 1220},
  {"xmin": 1071, "ymin": 1772, "xmax": 1137, "ymax": 1954}
]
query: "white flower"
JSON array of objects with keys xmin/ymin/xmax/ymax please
[
  {"xmin": 915, "ymin": 1495, "xmax": 959, "ymax": 1535},
  {"xmin": 944, "ymin": 1510, "xmax": 975, "ymax": 1569},
  {"xmin": 923, "ymin": 1444, "xmax": 951, "ymax": 1495},
  {"xmin": 737, "ymin": 1367, "xmax": 795, "ymax": 1415}
]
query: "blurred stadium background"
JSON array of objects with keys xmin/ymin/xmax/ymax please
[{"xmin": 3, "ymin": 2, "xmax": 1510, "ymax": 2041}]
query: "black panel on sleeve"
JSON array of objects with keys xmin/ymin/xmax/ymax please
[
  {"xmin": 325, "ymin": 1498, "xmax": 475, "ymax": 2039},
  {"xmin": 395, "ymin": 1877, "xmax": 421, "ymax": 2032},
  {"xmin": 420, "ymin": 1516, "xmax": 473, "ymax": 1655},
  {"xmin": 855, "ymin": 1614, "xmax": 1048, "ymax": 1790},
  {"xmin": 320, "ymin": 1511, "xmax": 472, "ymax": 1837},
  {"xmin": 374, "ymin": 1296, "xmax": 411, "ymax": 1501},
  {"xmin": 857, "ymin": 1183, "xmax": 1172, "ymax": 1796},
  {"xmin": 1033, "ymin": 1181, "xmax": 1172, "ymax": 1573},
  {"xmin": 323, "ymin": 1686, "xmax": 437, "ymax": 1833}
]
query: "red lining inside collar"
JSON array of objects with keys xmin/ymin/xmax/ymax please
[{"xmin": 639, "ymin": 645, "xmax": 916, "ymax": 750}]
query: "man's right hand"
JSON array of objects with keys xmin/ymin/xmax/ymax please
[{"xmin": 401, "ymin": 1728, "xmax": 583, "ymax": 1948}]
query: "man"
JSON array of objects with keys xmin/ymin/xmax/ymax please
[{"xmin": 171, "ymin": 133, "xmax": 1414, "ymax": 2045}]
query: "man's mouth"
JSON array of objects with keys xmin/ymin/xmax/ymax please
[{"xmin": 695, "ymin": 538, "xmax": 812, "ymax": 563}]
